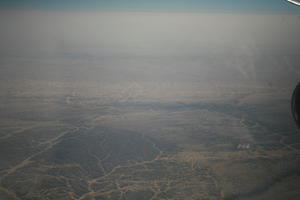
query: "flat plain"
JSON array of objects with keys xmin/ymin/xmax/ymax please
[{"xmin": 0, "ymin": 81, "xmax": 299, "ymax": 200}]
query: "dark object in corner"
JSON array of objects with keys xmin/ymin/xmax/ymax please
[{"xmin": 292, "ymin": 82, "xmax": 300, "ymax": 128}]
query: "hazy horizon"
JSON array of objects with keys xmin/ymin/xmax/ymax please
[{"xmin": 0, "ymin": 11, "xmax": 299, "ymax": 88}]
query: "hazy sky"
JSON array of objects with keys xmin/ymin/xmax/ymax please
[
  {"xmin": 0, "ymin": 1, "xmax": 299, "ymax": 90},
  {"xmin": 0, "ymin": 0, "xmax": 299, "ymax": 13}
]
